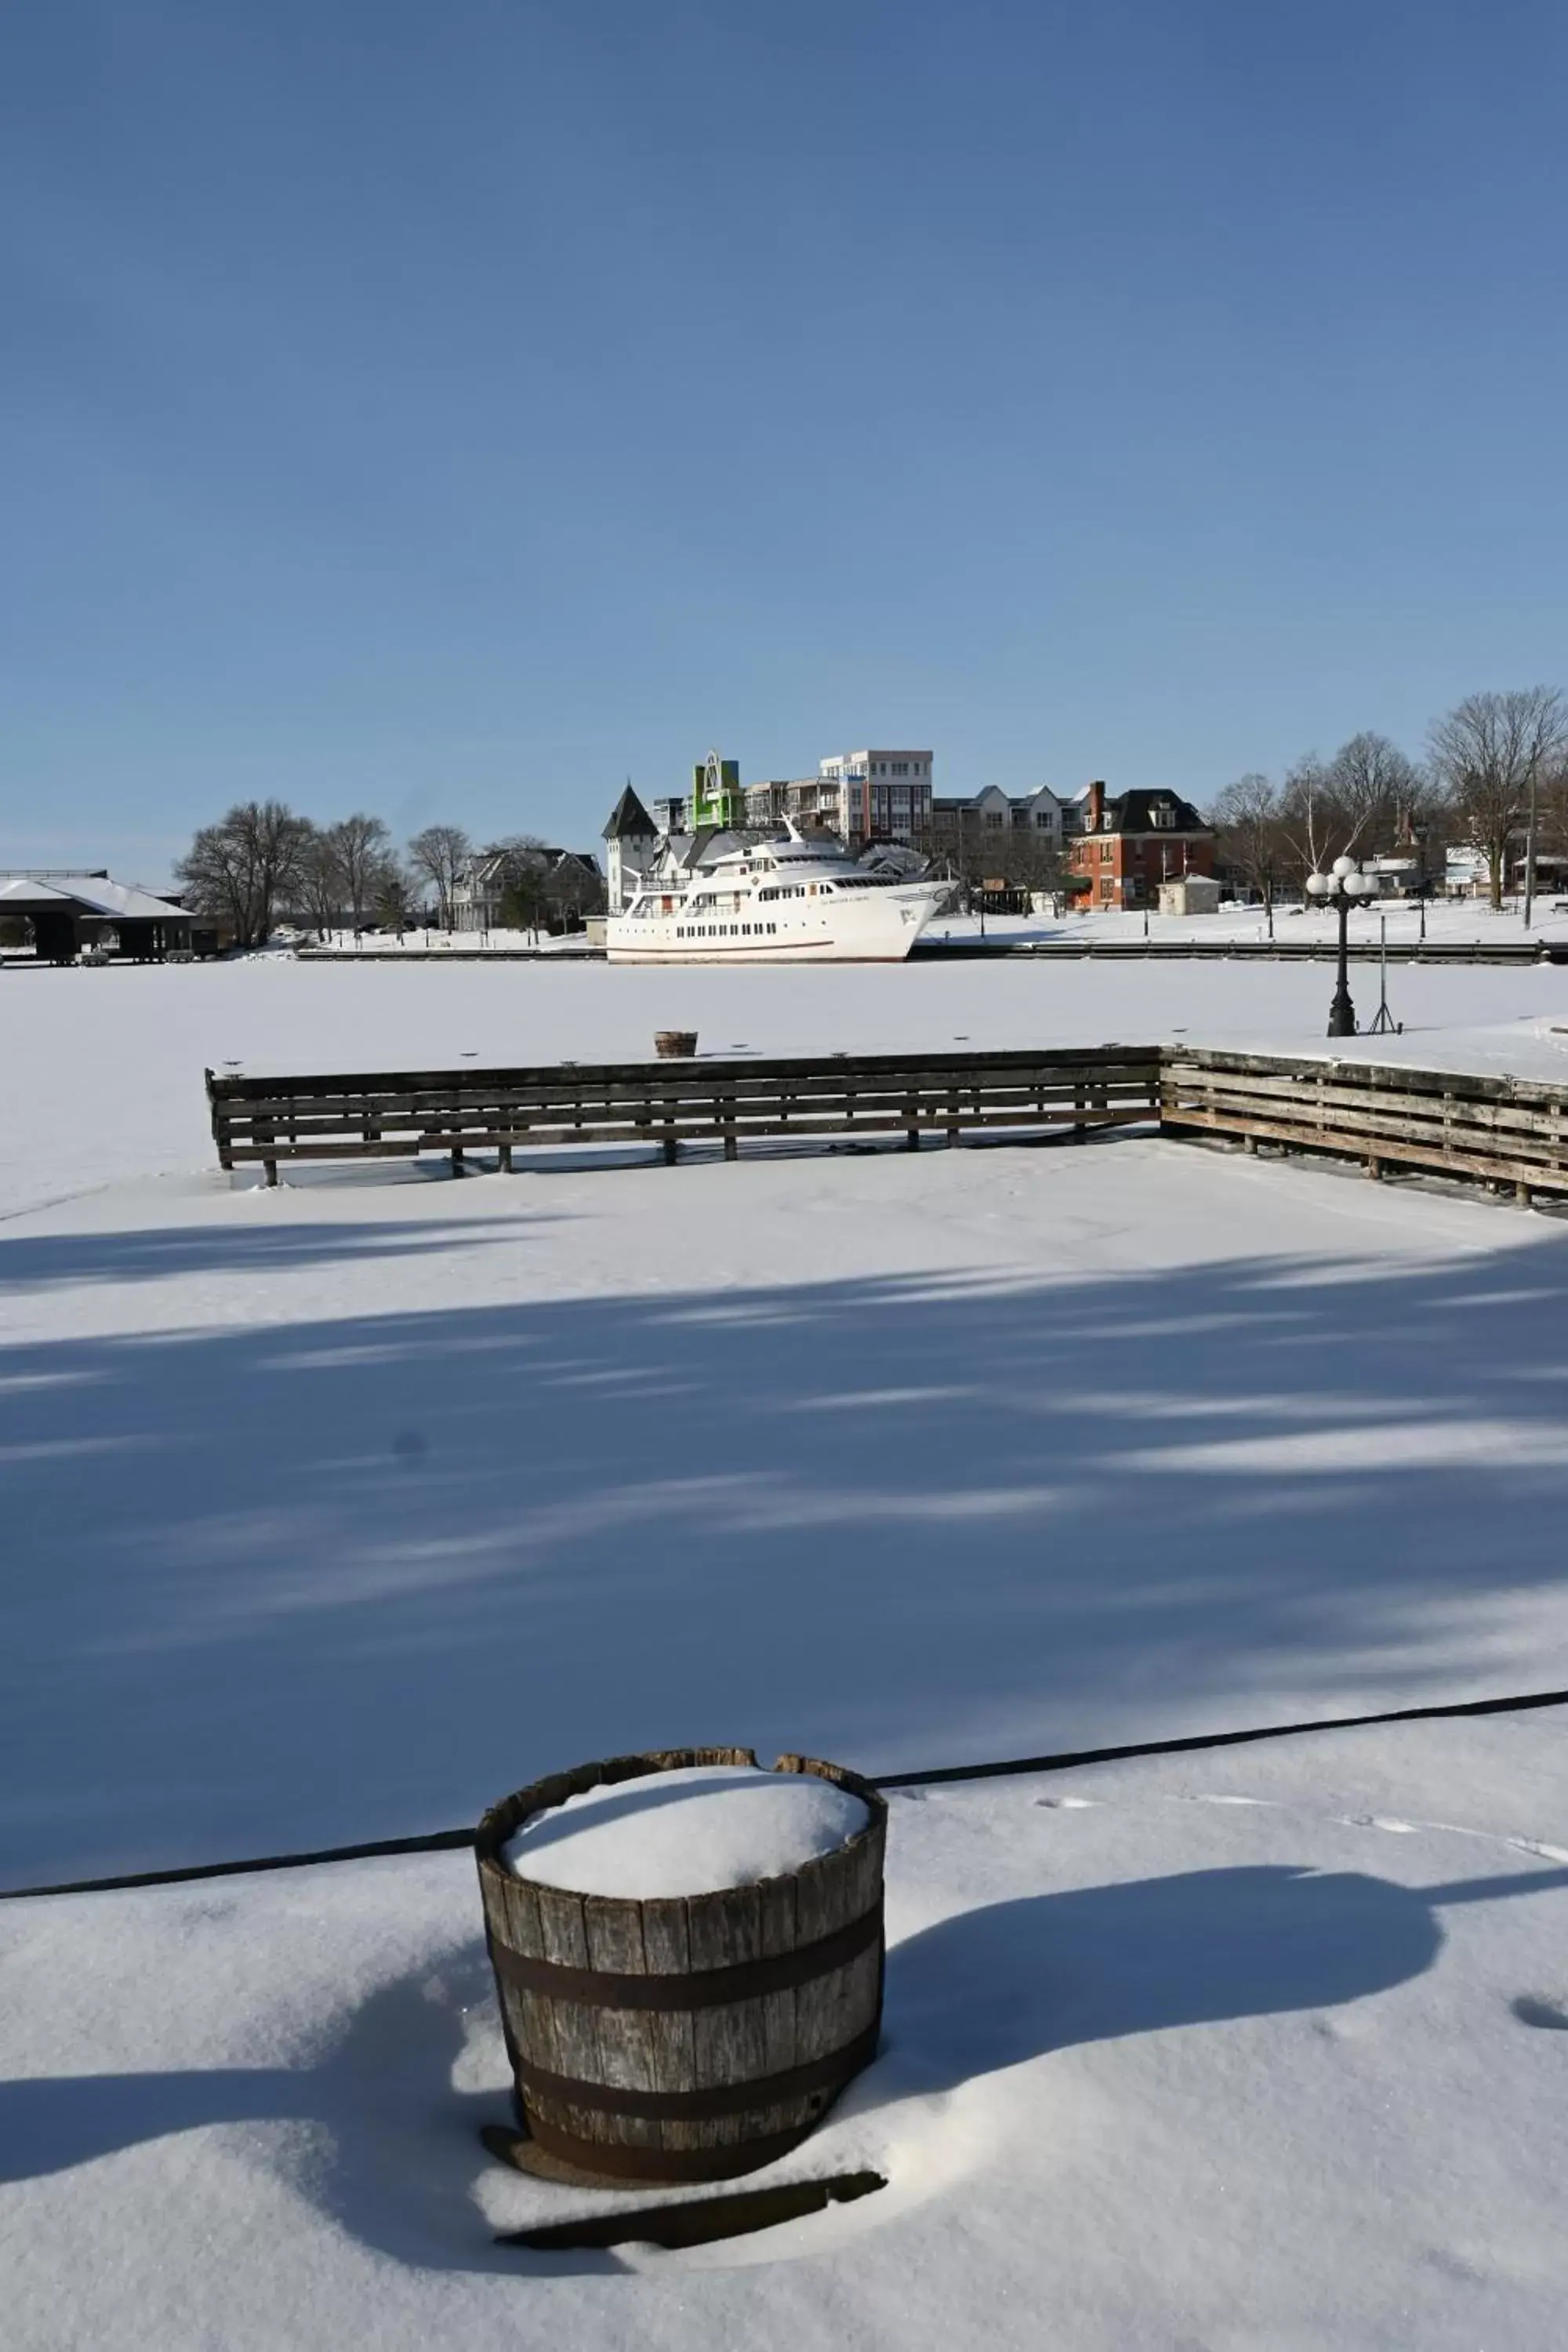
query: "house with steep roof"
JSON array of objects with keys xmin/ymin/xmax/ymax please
[
  {"xmin": 1065, "ymin": 782, "xmax": 1215, "ymax": 909},
  {"xmin": 601, "ymin": 784, "xmax": 659, "ymax": 910},
  {"xmin": 450, "ymin": 846, "xmax": 603, "ymax": 932}
]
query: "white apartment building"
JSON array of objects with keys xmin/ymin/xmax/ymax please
[
  {"xmin": 818, "ymin": 750, "xmax": 934, "ymax": 845},
  {"xmin": 742, "ymin": 751, "xmax": 935, "ymax": 845}
]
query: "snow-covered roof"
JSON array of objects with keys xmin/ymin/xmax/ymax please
[{"xmin": 0, "ymin": 873, "xmax": 189, "ymax": 921}]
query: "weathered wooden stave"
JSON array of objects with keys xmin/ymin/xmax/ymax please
[{"xmin": 475, "ymin": 1745, "xmax": 887, "ymax": 2184}]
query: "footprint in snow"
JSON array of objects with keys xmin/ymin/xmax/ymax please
[
  {"xmin": 1035, "ymin": 1795, "xmax": 1096, "ymax": 1809},
  {"xmin": 1511, "ymin": 1994, "xmax": 1568, "ymax": 2031}
]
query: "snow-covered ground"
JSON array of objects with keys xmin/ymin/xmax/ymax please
[
  {"xmin": 247, "ymin": 896, "xmax": 1568, "ymax": 954},
  {"xmin": 5, "ymin": 1714, "xmax": 1567, "ymax": 2349},
  {"xmin": 938, "ymin": 895, "xmax": 1568, "ymax": 949},
  {"xmin": 296, "ymin": 927, "xmax": 593, "ymax": 955},
  {"xmin": 2, "ymin": 952, "xmax": 1566, "ymax": 1224},
  {"xmin": 5, "ymin": 956, "xmax": 1568, "ymax": 2344},
  {"xmin": 4, "ymin": 955, "xmax": 1568, "ymax": 1889}
]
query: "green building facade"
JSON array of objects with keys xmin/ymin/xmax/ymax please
[{"xmin": 691, "ymin": 750, "xmax": 746, "ymax": 830}]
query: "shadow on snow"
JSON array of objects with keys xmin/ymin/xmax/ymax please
[
  {"xmin": 0, "ymin": 1214, "xmax": 555, "ymax": 1291},
  {"xmin": 2, "ymin": 1860, "xmax": 1564, "ymax": 2274},
  {"xmin": 5, "ymin": 1225, "xmax": 1568, "ymax": 1882}
]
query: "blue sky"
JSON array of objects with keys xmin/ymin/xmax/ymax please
[{"xmin": 4, "ymin": 1, "xmax": 1566, "ymax": 884}]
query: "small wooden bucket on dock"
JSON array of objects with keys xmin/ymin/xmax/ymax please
[{"xmin": 474, "ymin": 1745, "xmax": 887, "ymax": 2185}]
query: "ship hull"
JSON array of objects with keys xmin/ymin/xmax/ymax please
[{"xmin": 606, "ymin": 887, "xmax": 943, "ymax": 965}]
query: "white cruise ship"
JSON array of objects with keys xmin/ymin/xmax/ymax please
[{"xmin": 605, "ymin": 827, "xmax": 949, "ymax": 964}]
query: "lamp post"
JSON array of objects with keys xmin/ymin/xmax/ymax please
[{"xmin": 1305, "ymin": 855, "xmax": 1377, "ymax": 1037}]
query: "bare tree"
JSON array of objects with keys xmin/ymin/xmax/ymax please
[
  {"xmin": 407, "ymin": 824, "xmax": 472, "ymax": 928},
  {"xmin": 1209, "ymin": 772, "xmax": 1288, "ymax": 916},
  {"xmin": 1428, "ymin": 688, "xmax": 1568, "ymax": 909},
  {"xmin": 176, "ymin": 800, "xmax": 312, "ymax": 949},
  {"xmin": 324, "ymin": 814, "xmax": 394, "ymax": 934},
  {"xmin": 1323, "ymin": 732, "xmax": 1429, "ymax": 854},
  {"xmin": 292, "ymin": 826, "xmax": 343, "ymax": 936},
  {"xmin": 1279, "ymin": 753, "xmax": 1334, "ymax": 877},
  {"xmin": 1277, "ymin": 732, "xmax": 1432, "ymax": 881},
  {"xmin": 910, "ymin": 814, "xmax": 1067, "ymax": 902}
]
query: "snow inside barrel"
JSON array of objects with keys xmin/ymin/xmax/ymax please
[{"xmin": 474, "ymin": 1746, "xmax": 887, "ymax": 2183}]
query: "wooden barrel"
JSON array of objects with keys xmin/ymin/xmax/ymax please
[{"xmin": 475, "ymin": 1745, "xmax": 887, "ymax": 2185}]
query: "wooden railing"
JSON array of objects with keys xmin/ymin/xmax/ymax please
[
  {"xmin": 205, "ymin": 1042, "xmax": 1568, "ymax": 1202},
  {"xmin": 1160, "ymin": 1047, "xmax": 1568, "ymax": 1201},
  {"xmin": 206, "ymin": 1047, "xmax": 1163, "ymax": 1185}
]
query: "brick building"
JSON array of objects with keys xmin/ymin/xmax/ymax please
[{"xmin": 1066, "ymin": 780, "xmax": 1216, "ymax": 909}]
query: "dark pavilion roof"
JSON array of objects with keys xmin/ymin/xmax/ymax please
[
  {"xmin": 1099, "ymin": 788, "xmax": 1211, "ymax": 835},
  {"xmin": 602, "ymin": 785, "xmax": 657, "ymax": 842}
]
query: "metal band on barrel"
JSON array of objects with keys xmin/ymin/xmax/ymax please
[
  {"xmin": 512, "ymin": 2020, "xmax": 880, "ymax": 2121},
  {"xmin": 516, "ymin": 2110, "xmax": 826, "ymax": 2183},
  {"xmin": 487, "ymin": 1902, "xmax": 881, "ymax": 2010}
]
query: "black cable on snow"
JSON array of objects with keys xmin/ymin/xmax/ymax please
[{"xmin": 4, "ymin": 1682, "xmax": 1565, "ymax": 1903}]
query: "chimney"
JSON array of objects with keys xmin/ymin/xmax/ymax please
[{"xmin": 1087, "ymin": 779, "xmax": 1105, "ymax": 830}]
